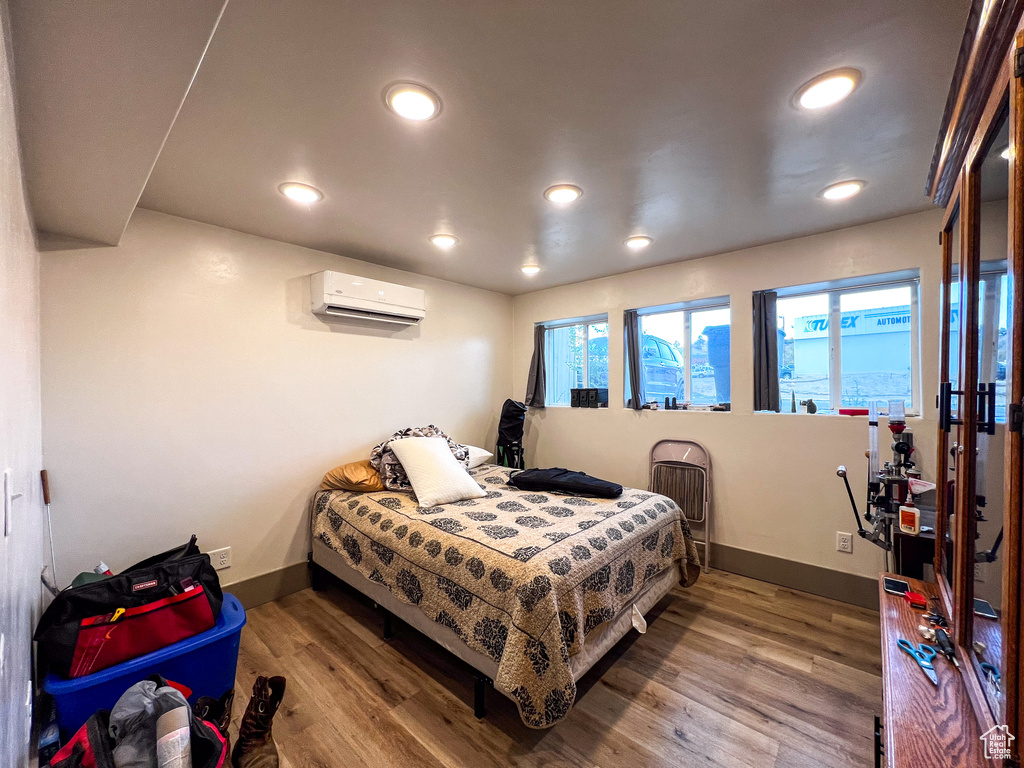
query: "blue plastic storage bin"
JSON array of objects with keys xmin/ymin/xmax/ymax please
[{"xmin": 44, "ymin": 593, "xmax": 246, "ymax": 740}]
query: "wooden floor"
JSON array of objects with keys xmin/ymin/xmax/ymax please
[{"xmin": 230, "ymin": 570, "xmax": 883, "ymax": 768}]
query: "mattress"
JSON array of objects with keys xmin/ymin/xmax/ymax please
[{"xmin": 311, "ymin": 465, "xmax": 701, "ymax": 728}]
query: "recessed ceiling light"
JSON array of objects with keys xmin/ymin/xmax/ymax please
[
  {"xmin": 1002, "ymin": 146, "xmax": 1011, "ymax": 160},
  {"xmin": 278, "ymin": 182, "xmax": 323, "ymax": 203},
  {"xmin": 544, "ymin": 184, "xmax": 582, "ymax": 204},
  {"xmin": 796, "ymin": 68, "xmax": 861, "ymax": 110},
  {"xmin": 821, "ymin": 180, "xmax": 865, "ymax": 201},
  {"xmin": 625, "ymin": 236, "xmax": 652, "ymax": 250},
  {"xmin": 385, "ymin": 83, "xmax": 441, "ymax": 121},
  {"xmin": 430, "ymin": 234, "xmax": 458, "ymax": 249},
  {"xmin": 521, "ymin": 265, "xmax": 541, "ymax": 275}
]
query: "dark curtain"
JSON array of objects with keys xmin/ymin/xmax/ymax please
[
  {"xmin": 524, "ymin": 324, "xmax": 546, "ymax": 408},
  {"xmin": 624, "ymin": 309, "xmax": 644, "ymax": 410},
  {"xmin": 752, "ymin": 290, "xmax": 780, "ymax": 412}
]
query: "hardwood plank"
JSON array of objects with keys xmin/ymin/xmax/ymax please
[
  {"xmin": 284, "ymin": 642, "xmax": 448, "ymax": 768},
  {"xmin": 658, "ymin": 601, "xmax": 817, "ymax": 673},
  {"xmin": 389, "ymin": 687, "xmax": 585, "ymax": 768},
  {"xmin": 665, "ymin": 593, "xmax": 882, "ymax": 676},
  {"xmin": 811, "ymin": 655, "xmax": 885, "ymax": 706},
  {"xmin": 310, "ymin": 580, "xmax": 392, "ymax": 649},
  {"xmin": 287, "ymin": 596, "xmax": 421, "ymax": 708},
  {"xmin": 578, "ymin": 667, "xmax": 780, "ymax": 768},
  {"xmin": 233, "ymin": 570, "xmax": 882, "ymax": 767},
  {"xmin": 245, "ymin": 599, "xmax": 315, "ymax": 658},
  {"xmin": 626, "ymin": 629, "xmax": 877, "ymax": 767}
]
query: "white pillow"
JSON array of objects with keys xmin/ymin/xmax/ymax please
[
  {"xmin": 389, "ymin": 438, "xmax": 487, "ymax": 508},
  {"xmin": 466, "ymin": 445, "xmax": 494, "ymax": 469}
]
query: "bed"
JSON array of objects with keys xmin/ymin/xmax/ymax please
[{"xmin": 309, "ymin": 464, "xmax": 701, "ymax": 728}]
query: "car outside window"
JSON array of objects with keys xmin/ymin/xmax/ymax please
[{"xmin": 626, "ymin": 302, "xmax": 731, "ymax": 407}]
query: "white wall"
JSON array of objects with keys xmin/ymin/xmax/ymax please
[
  {"xmin": 0, "ymin": 1, "xmax": 43, "ymax": 765},
  {"xmin": 512, "ymin": 209, "xmax": 944, "ymax": 580},
  {"xmin": 37, "ymin": 196, "xmax": 950, "ymax": 592},
  {"xmin": 40, "ymin": 209, "xmax": 513, "ymax": 586}
]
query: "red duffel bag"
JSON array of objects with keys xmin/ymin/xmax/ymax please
[{"xmin": 34, "ymin": 537, "xmax": 223, "ymax": 678}]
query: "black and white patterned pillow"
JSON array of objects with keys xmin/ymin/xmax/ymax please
[{"xmin": 369, "ymin": 425, "xmax": 469, "ymax": 490}]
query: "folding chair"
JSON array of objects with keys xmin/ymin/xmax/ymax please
[{"xmin": 649, "ymin": 439, "xmax": 711, "ymax": 573}]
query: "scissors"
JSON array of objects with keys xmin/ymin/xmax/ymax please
[{"xmin": 897, "ymin": 639, "xmax": 938, "ymax": 685}]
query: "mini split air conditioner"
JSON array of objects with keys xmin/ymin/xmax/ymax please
[{"xmin": 310, "ymin": 270, "xmax": 425, "ymax": 326}]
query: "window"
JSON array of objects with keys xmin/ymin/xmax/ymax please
[
  {"xmin": 963, "ymin": 262, "xmax": 1009, "ymax": 422},
  {"xmin": 774, "ymin": 271, "xmax": 920, "ymax": 413},
  {"xmin": 543, "ymin": 316, "xmax": 609, "ymax": 406},
  {"xmin": 625, "ymin": 300, "xmax": 731, "ymax": 407}
]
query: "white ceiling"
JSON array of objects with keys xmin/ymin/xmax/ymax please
[
  {"xmin": 9, "ymin": 0, "xmax": 227, "ymax": 247},
  {"xmin": 16, "ymin": 1, "xmax": 969, "ymax": 293}
]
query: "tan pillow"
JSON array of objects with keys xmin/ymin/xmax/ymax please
[{"xmin": 320, "ymin": 459, "xmax": 385, "ymax": 492}]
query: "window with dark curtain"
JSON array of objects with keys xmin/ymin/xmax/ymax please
[{"xmin": 752, "ymin": 290, "xmax": 780, "ymax": 412}]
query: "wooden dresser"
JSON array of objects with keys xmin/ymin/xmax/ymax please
[{"xmin": 877, "ymin": 574, "xmax": 988, "ymax": 767}]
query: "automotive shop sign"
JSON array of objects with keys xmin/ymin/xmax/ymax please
[{"xmin": 792, "ymin": 305, "xmax": 911, "ymax": 339}]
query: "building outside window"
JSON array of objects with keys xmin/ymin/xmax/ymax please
[
  {"xmin": 544, "ymin": 316, "xmax": 609, "ymax": 406},
  {"xmin": 775, "ymin": 272, "xmax": 920, "ymax": 413}
]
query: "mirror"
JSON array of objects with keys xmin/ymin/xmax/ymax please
[{"xmin": 971, "ymin": 100, "xmax": 1010, "ymax": 723}]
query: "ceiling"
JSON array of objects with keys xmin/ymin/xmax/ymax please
[
  {"xmin": 16, "ymin": 1, "xmax": 970, "ymax": 293},
  {"xmin": 9, "ymin": 0, "xmax": 227, "ymax": 247}
]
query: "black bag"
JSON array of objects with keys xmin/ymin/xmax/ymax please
[
  {"xmin": 508, "ymin": 468, "xmax": 623, "ymax": 498},
  {"xmin": 121, "ymin": 536, "xmax": 205, "ymax": 572},
  {"xmin": 496, "ymin": 399, "xmax": 528, "ymax": 469},
  {"xmin": 497, "ymin": 399, "xmax": 527, "ymax": 444},
  {"xmin": 34, "ymin": 536, "xmax": 223, "ymax": 678}
]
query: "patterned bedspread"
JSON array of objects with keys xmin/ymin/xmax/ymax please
[{"xmin": 311, "ymin": 465, "xmax": 701, "ymax": 728}]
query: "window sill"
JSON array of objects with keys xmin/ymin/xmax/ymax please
[
  {"xmin": 625, "ymin": 406, "xmax": 731, "ymax": 413},
  {"xmin": 754, "ymin": 410, "xmax": 923, "ymax": 419}
]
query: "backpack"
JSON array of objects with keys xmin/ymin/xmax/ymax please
[
  {"xmin": 34, "ymin": 537, "xmax": 223, "ymax": 678},
  {"xmin": 47, "ymin": 676, "xmax": 228, "ymax": 768}
]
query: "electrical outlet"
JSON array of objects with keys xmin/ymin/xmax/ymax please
[
  {"xmin": 209, "ymin": 546, "xmax": 231, "ymax": 570},
  {"xmin": 837, "ymin": 532, "xmax": 853, "ymax": 554}
]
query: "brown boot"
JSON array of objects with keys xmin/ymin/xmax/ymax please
[{"xmin": 231, "ymin": 676, "xmax": 286, "ymax": 768}]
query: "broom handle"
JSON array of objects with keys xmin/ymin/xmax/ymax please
[{"xmin": 41, "ymin": 469, "xmax": 51, "ymax": 505}]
